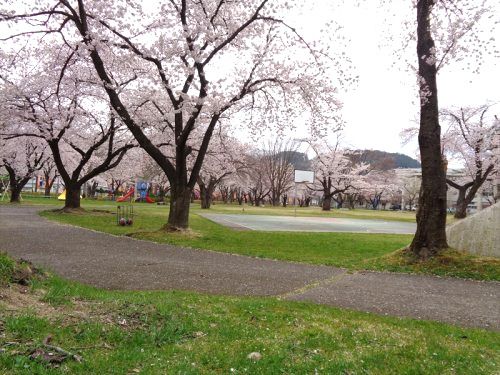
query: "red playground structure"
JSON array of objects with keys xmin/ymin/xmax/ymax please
[
  {"xmin": 116, "ymin": 186, "xmax": 156, "ymax": 203},
  {"xmin": 145, "ymin": 192, "xmax": 155, "ymax": 203},
  {"xmin": 116, "ymin": 187, "xmax": 134, "ymax": 202}
]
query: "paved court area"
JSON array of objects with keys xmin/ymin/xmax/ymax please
[
  {"xmin": 1, "ymin": 205, "xmax": 498, "ymax": 330},
  {"xmin": 201, "ymin": 213, "xmax": 416, "ymax": 234}
]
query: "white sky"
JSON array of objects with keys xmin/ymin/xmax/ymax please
[{"xmin": 282, "ymin": 1, "xmax": 500, "ymax": 160}]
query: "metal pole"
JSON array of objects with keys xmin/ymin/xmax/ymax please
[{"xmin": 294, "ymin": 182, "xmax": 297, "ymax": 217}]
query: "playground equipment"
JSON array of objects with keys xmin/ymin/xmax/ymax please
[
  {"xmin": 116, "ymin": 205, "xmax": 134, "ymax": 226},
  {"xmin": 145, "ymin": 192, "xmax": 155, "ymax": 203},
  {"xmin": 134, "ymin": 181, "xmax": 155, "ymax": 203},
  {"xmin": 117, "ymin": 187, "xmax": 134, "ymax": 202}
]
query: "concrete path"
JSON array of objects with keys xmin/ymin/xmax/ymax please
[
  {"xmin": 201, "ymin": 213, "xmax": 416, "ymax": 234},
  {"xmin": 0, "ymin": 205, "xmax": 498, "ymax": 331}
]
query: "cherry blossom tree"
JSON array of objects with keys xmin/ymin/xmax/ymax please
[
  {"xmin": 103, "ymin": 148, "xmax": 145, "ymax": 199},
  {"xmin": 344, "ymin": 187, "xmax": 366, "ymax": 210},
  {"xmin": 261, "ymin": 139, "xmax": 297, "ymax": 207},
  {"xmin": 442, "ymin": 105, "xmax": 499, "ymax": 218},
  {"xmin": 400, "ymin": 175, "xmax": 420, "ymax": 211},
  {"xmin": 197, "ymin": 133, "xmax": 245, "ymax": 209},
  {"xmin": 0, "ymin": 136, "xmax": 47, "ymax": 203},
  {"xmin": 0, "ymin": 68, "xmax": 136, "ymax": 210},
  {"xmin": 310, "ymin": 142, "xmax": 369, "ymax": 211},
  {"xmin": 361, "ymin": 171, "xmax": 398, "ymax": 210},
  {"xmin": 0, "ymin": 0, "xmax": 342, "ymax": 229},
  {"xmin": 245, "ymin": 152, "xmax": 271, "ymax": 207},
  {"xmin": 224, "ymin": 173, "xmax": 252, "ymax": 205},
  {"xmin": 397, "ymin": 0, "xmax": 498, "ymax": 257},
  {"xmin": 41, "ymin": 158, "xmax": 59, "ymax": 197}
]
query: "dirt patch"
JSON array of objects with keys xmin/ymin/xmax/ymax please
[
  {"xmin": 0, "ymin": 284, "xmax": 57, "ymax": 317},
  {"xmin": 49, "ymin": 207, "xmax": 87, "ymax": 214},
  {"xmin": 130, "ymin": 228, "xmax": 202, "ymax": 241},
  {"xmin": 0, "ymin": 285, "xmax": 154, "ymax": 331}
]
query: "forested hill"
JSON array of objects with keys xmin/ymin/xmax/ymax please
[
  {"xmin": 284, "ymin": 149, "xmax": 420, "ymax": 171},
  {"xmin": 349, "ymin": 150, "xmax": 421, "ymax": 170}
]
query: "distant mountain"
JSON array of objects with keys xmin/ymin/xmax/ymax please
[
  {"xmin": 348, "ymin": 150, "xmax": 421, "ymax": 170},
  {"xmin": 280, "ymin": 149, "xmax": 419, "ymax": 171},
  {"xmin": 280, "ymin": 151, "xmax": 312, "ymax": 170}
]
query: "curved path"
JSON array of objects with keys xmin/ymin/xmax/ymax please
[{"xmin": 0, "ymin": 205, "xmax": 498, "ymax": 331}]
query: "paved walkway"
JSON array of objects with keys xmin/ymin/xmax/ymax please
[
  {"xmin": 0, "ymin": 205, "xmax": 498, "ymax": 330},
  {"xmin": 201, "ymin": 213, "xmax": 416, "ymax": 233}
]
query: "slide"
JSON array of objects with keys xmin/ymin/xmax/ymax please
[
  {"xmin": 117, "ymin": 188, "xmax": 134, "ymax": 202},
  {"xmin": 145, "ymin": 192, "xmax": 155, "ymax": 203},
  {"xmin": 57, "ymin": 190, "xmax": 82, "ymax": 201},
  {"xmin": 57, "ymin": 190, "xmax": 66, "ymax": 201}
]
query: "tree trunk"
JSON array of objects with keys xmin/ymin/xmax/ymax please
[
  {"xmin": 44, "ymin": 181, "xmax": 52, "ymax": 196},
  {"xmin": 10, "ymin": 186, "xmax": 22, "ymax": 203},
  {"xmin": 6, "ymin": 168, "xmax": 30, "ymax": 204},
  {"xmin": 410, "ymin": 0, "xmax": 448, "ymax": 257},
  {"xmin": 64, "ymin": 185, "xmax": 81, "ymax": 209},
  {"xmin": 200, "ymin": 184, "xmax": 213, "ymax": 209},
  {"xmin": 322, "ymin": 195, "xmax": 332, "ymax": 211},
  {"xmin": 167, "ymin": 185, "xmax": 192, "ymax": 230},
  {"xmin": 454, "ymin": 188, "xmax": 468, "ymax": 219}
]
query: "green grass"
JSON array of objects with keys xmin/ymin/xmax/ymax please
[
  {"xmin": 0, "ymin": 253, "xmax": 499, "ymax": 374},
  {"xmin": 367, "ymin": 248, "xmax": 500, "ymax": 281},
  {"xmin": 2, "ymin": 194, "xmax": 423, "ymax": 222},
  {"xmin": 0, "ymin": 252, "xmax": 16, "ymax": 286},
  {"xmin": 39, "ymin": 203, "xmax": 500, "ymax": 281}
]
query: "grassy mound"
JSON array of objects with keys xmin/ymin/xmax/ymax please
[
  {"xmin": 366, "ymin": 248, "xmax": 500, "ymax": 281},
  {"xmin": 0, "ymin": 253, "xmax": 43, "ymax": 286}
]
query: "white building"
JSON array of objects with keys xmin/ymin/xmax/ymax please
[{"xmin": 394, "ymin": 168, "xmax": 496, "ymax": 213}]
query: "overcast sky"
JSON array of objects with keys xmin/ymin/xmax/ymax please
[{"xmin": 281, "ymin": 1, "xmax": 500, "ymax": 159}]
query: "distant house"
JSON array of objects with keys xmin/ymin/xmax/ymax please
[{"xmin": 394, "ymin": 168, "xmax": 496, "ymax": 213}]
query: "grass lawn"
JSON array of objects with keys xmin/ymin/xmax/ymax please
[
  {"xmin": 1, "ymin": 253, "xmax": 499, "ymax": 374},
  {"xmin": 38, "ymin": 201, "xmax": 500, "ymax": 281},
  {"xmin": 2, "ymin": 194, "xmax": 422, "ymax": 222}
]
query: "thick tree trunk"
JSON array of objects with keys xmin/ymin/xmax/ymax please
[
  {"xmin": 10, "ymin": 186, "xmax": 22, "ymax": 203},
  {"xmin": 322, "ymin": 195, "xmax": 332, "ymax": 211},
  {"xmin": 6, "ymin": 169, "xmax": 30, "ymax": 203},
  {"xmin": 272, "ymin": 194, "xmax": 280, "ymax": 207},
  {"xmin": 454, "ymin": 188, "xmax": 468, "ymax": 219},
  {"xmin": 64, "ymin": 185, "xmax": 82, "ymax": 209},
  {"xmin": 44, "ymin": 182, "xmax": 52, "ymax": 197},
  {"xmin": 199, "ymin": 178, "xmax": 216, "ymax": 209},
  {"xmin": 167, "ymin": 185, "xmax": 192, "ymax": 229},
  {"xmin": 43, "ymin": 170, "xmax": 56, "ymax": 197},
  {"xmin": 200, "ymin": 184, "xmax": 213, "ymax": 209},
  {"xmin": 448, "ymin": 169, "xmax": 493, "ymax": 219},
  {"xmin": 410, "ymin": 0, "xmax": 448, "ymax": 258}
]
